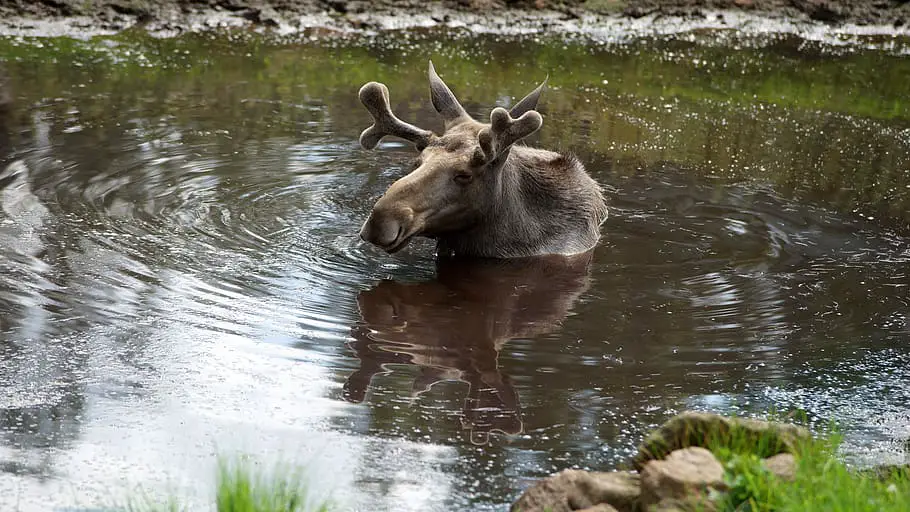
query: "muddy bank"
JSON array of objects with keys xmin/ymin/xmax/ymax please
[{"xmin": 0, "ymin": 0, "xmax": 909, "ymax": 38}]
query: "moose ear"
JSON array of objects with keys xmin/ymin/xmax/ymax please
[
  {"xmin": 428, "ymin": 60, "xmax": 469, "ymax": 124},
  {"xmin": 509, "ymin": 75, "xmax": 548, "ymax": 118}
]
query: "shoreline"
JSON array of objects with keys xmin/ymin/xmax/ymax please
[{"xmin": 0, "ymin": 1, "xmax": 908, "ymax": 40}]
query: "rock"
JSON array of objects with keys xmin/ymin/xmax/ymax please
[
  {"xmin": 793, "ymin": 0, "xmax": 847, "ymax": 23},
  {"xmin": 510, "ymin": 469, "xmax": 640, "ymax": 512},
  {"xmin": 649, "ymin": 496, "xmax": 717, "ymax": 511},
  {"xmin": 325, "ymin": 0, "xmax": 349, "ymax": 14},
  {"xmin": 633, "ymin": 411, "xmax": 811, "ymax": 470},
  {"xmin": 108, "ymin": 0, "xmax": 154, "ymax": 20},
  {"xmin": 458, "ymin": 0, "xmax": 497, "ymax": 9},
  {"xmin": 762, "ymin": 453, "xmax": 796, "ymax": 481},
  {"xmin": 640, "ymin": 447, "xmax": 725, "ymax": 508},
  {"xmin": 241, "ymin": 6, "xmax": 280, "ymax": 26},
  {"xmin": 623, "ymin": 5, "xmax": 656, "ymax": 18},
  {"xmin": 577, "ymin": 505, "xmax": 619, "ymax": 512}
]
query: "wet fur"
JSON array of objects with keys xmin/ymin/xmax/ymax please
[
  {"xmin": 437, "ymin": 145, "xmax": 607, "ymax": 258},
  {"xmin": 358, "ymin": 62, "xmax": 608, "ymax": 259}
]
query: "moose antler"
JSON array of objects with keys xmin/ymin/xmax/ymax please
[
  {"xmin": 477, "ymin": 107, "xmax": 543, "ymax": 163},
  {"xmin": 359, "ymin": 82, "xmax": 434, "ymax": 151}
]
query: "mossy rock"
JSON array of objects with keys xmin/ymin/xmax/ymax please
[{"xmin": 632, "ymin": 411, "xmax": 811, "ymax": 471}]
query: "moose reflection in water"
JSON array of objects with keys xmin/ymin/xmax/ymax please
[{"xmin": 343, "ymin": 253, "xmax": 593, "ymax": 444}]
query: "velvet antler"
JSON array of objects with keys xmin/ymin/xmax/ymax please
[
  {"xmin": 359, "ymin": 82, "xmax": 434, "ymax": 151},
  {"xmin": 477, "ymin": 107, "xmax": 543, "ymax": 163}
]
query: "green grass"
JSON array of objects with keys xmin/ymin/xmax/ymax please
[
  {"xmin": 705, "ymin": 422, "xmax": 910, "ymax": 512},
  {"xmin": 118, "ymin": 455, "xmax": 334, "ymax": 512}
]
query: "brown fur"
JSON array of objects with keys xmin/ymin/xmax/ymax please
[
  {"xmin": 343, "ymin": 253, "xmax": 594, "ymax": 443},
  {"xmin": 358, "ymin": 61, "xmax": 608, "ymax": 259}
]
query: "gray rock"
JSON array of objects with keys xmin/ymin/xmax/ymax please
[
  {"xmin": 577, "ymin": 505, "xmax": 620, "ymax": 512},
  {"xmin": 762, "ymin": 453, "xmax": 797, "ymax": 481},
  {"xmin": 640, "ymin": 447, "xmax": 726, "ymax": 508},
  {"xmin": 241, "ymin": 5, "xmax": 281, "ymax": 26},
  {"xmin": 649, "ymin": 496, "xmax": 717, "ymax": 511},
  {"xmin": 511, "ymin": 469, "xmax": 640, "ymax": 512}
]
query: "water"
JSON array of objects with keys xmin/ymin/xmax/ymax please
[{"xmin": 1, "ymin": 28, "xmax": 909, "ymax": 511}]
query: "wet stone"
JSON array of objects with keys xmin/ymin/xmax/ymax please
[
  {"xmin": 511, "ymin": 469, "xmax": 640, "ymax": 512},
  {"xmin": 640, "ymin": 447, "xmax": 726, "ymax": 508}
]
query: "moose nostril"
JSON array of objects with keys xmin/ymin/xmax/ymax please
[
  {"xmin": 360, "ymin": 213, "xmax": 402, "ymax": 248},
  {"xmin": 377, "ymin": 220, "xmax": 402, "ymax": 246}
]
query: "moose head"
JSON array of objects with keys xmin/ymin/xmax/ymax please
[{"xmin": 357, "ymin": 61, "xmax": 608, "ymax": 259}]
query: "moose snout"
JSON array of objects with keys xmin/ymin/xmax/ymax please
[
  {"xmin": 360, "ymin": 213, "xmax": 400, "ymax": 246},
  {"xmin": 360, "ymin": 205, "xmax": 416, "ymax": 253}
]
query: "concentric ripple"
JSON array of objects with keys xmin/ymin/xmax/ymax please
[{"xmin": 2, "ymin": 29, "xmax": 910, "ymax": 512}]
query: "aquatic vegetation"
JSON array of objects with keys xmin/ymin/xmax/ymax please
[
  {"xmin": 213, "ymin": 457, "xmax": 333, "ymax": 512},
  {"xmin": 119, "ymin": 456, "xmax": 334, "ymax": 512}
]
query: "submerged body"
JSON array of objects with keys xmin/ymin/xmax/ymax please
[{"xmin": 358, "ymin": 61, "xmax": 608, "ymax": 259}]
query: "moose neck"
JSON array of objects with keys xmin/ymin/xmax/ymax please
[{"xmin": 436, "ymin": 145, "xmax": 606, "ymax": 259}]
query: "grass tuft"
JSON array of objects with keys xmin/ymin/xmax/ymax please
[
  {"xmin": 705, "ymin": 410, "xmax": 813, "ymax": 464},
  {"xmin": 117, "ymin": 455, "xmax": 333, "ymax": 512},
  {"xmin": 121, "ymin": 492, "xmax": 186, "ymax": 512},
  {"xmin": 706, "ymin": 420, "xmax": 910, "ymax": 512},
  {"xmin": 215, "ymin": 455, "xmax": 332, "ymax": 512}
]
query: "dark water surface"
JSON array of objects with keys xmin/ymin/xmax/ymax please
[{"xmin": 1, "ymin": 28, "xmax": 909, "ymax": 511}]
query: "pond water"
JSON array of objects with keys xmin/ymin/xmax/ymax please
[{"xmin": 1, "ymin": 27, "xmax": 909, "ymax": 511}]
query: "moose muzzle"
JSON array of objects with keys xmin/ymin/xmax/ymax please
[{"xmin": 359, "ymin": 204, "xmax": 418, "ymax": 254}]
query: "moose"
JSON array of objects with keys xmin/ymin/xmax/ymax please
[
  {"xmin": 343, "ymin": 253, "xmax": 594, "ymax": 444},
  {"xmin": 357, "ymin": 61, "xmax": 608, "ymax": 259}
]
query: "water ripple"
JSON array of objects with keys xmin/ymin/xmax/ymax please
[{"xmin": 2, "ymin": 33, "xmax": 910, "ymax": 511}]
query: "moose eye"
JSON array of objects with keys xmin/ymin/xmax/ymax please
[{"xmin": 453, "ymin": 173, "xmax": 473, "ymax": 185}]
